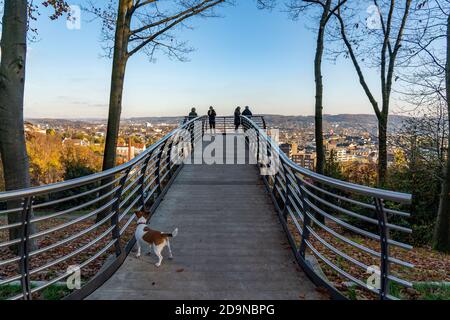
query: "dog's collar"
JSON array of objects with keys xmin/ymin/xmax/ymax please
[{"xmin": 137, "ymin": 222, "xmax": 147, "ymax": 225}]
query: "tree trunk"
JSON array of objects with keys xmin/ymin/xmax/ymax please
[
  {"xmin": 102, "ymin": 0, "xmax": 131, "ymax": 172},
  {"xmin": 97, "ymin": 0, "xmax": 131, "ymax": 222},
  {"xmin": 312, "ymin": 1, "xmax": 332, "ymax": 225},
  {"xmin": 0, "ymin": 0, "xmax": 31, "ymax": 244},
  {"xmin": 314, "ymin": 0, "xmax": 331, "ymax": 177},
  {"xmin": 378, "ymin": 116, "xmax": 388, "ymax": 186},
  {"xmin": 433, "ymin": 13, "xmax": 450, "ymax": 253},
  {"xmin": 102, "ymin": 56, "xmax": 128, "ymax": 171}
]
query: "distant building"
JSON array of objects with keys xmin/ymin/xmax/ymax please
[
  {"xmin": 133, "ymin": 143, "xmax": 146, "ymax": 155},
  {"xmin": 24, "ymin": 122, "xmax": 47, "ymax": 135},
  {"xmin": 117, "ymin": 138, "xmax": 147, "ymax": 162},
  {"xmin": 292, "ymin": 151, "xmax": 316, "ymax": 171},
  {"xmin": 63, "ymin": 138, "xmax": 90, "ymax": 147},
  {"xmin": 291, "ymin": 143, "xmax": 299, "ymax": 156},
  {"xmin": 279, "ymin": 143, "xmax": 292, "ymax": 157},
  {"xmin": 335, "ymin": 148, "xmax": 356, "ymax": 162}
]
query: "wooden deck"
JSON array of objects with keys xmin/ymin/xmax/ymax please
[{"xmin": 88, "ymin": 135, "xmax": 323, "ymax": 300}]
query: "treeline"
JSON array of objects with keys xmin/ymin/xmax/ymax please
[
  {"xmin": 0, "ymin": 132, "xmax": 103, "ymax": 191},
  {"xmin": 26, "ymin": 131, "xmax": 103, "ymax": 186}
]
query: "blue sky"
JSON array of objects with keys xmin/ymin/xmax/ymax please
[{"xmin": 22, "ymin": 0, "xmax": 386, "ymax": 119}]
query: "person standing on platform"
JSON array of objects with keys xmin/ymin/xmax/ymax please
[
  {"xmin": 207, "ymin": 106, "xmax": 217, "ymax": 134},
  {"xmin": 234, "ymin": 107, "xmax": 241, "ymax": 131},
  {"xmin": 188, "ymin": 108, "xmax": 198, "ymax": 120},
  {"xmin": 242, "ymin": 106, "xmax": 253, "ymax": 118}
]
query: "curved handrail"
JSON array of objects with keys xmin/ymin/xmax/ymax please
[
  {"xmin": 0, "ymin": 116, "xmax": 204, "ymax": 300},
  {"xmin": 0, "ymin": 115, "xmax": 413, "ymax": 300},
  {"xmin": 240, "ymin": 115, "xmax": 413, "ymax": 300}
]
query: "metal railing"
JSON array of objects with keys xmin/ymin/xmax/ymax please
[
  {"xmin": 0, "ymin": 117, "xmax": 202, "ymax": 300},
  {"xmin": 241, "ymin": 116, "xmax": 413, "ymax": 300},
  {"xmin": 184, "ymin": 115, "xmax": 267, "ymax": 134},
  {"xmin": 0, "ymin": 115, "xmax": 413, "ymax": 300}
]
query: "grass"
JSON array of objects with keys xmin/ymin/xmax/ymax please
[
  {"xmin": 0, "ymin": 283, "xmax": 73, "ymax": 300},
  {"xmin": 347, "ymin": 286, "xmax": 358, "ymax": 300},
  {"xmin": 413, "ymin": 283, "xmax": 450, "ymax": 300},
  {"xmin": 0, "ymin": 284, "xmax": 22, "ymax": 300},
  {"xmin": 388, "ymin": 282, "xmax": 403, "ymax": 298},
  {"xmin": 39, "ymin": 285, "xmax": 73, "ymax": 300},
  {"xmin": 389, "ymin": 282, "xmax": 450, "ymax": 300}
]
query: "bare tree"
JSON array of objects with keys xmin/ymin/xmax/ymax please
[
  {"xmin": 85, "ymin": 0, "xmax": 231, "ymax": 172},
  {"xmin": 332, "ymin": 0, "xmax": 413, "ymax": 186},
  {"xmin": 395, "ymin": 0, "xmax": 449, "ymax": 251},
  {"xmin": 286, "ymin": 0, "xmax": 347, "ymax": 176}
]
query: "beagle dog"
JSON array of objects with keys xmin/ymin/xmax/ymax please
[{"xmin": 134, "ymin": 211, "xmax": 178, "ymax": 267}]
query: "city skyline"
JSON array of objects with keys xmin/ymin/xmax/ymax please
[{"xmin": 23, "ymin": 1, "xmax": 392, "ymax": 119}]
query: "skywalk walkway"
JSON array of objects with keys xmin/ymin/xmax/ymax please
[
  {"xmin": 0, "ymin": 116, "xmax": 412, "ymax": 300},
  {"xmin": 88, "ymin": 135, "xmax": 323, "ymax": 300}
]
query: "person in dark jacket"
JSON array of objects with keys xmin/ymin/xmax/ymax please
[
  {"xmin": 187, "ymin": 108, "xmax": 198, "ymax": 147},
  {"xmin": 234, "ymin": 107, "xmax": 241, "ymax": 131},
  {"xmin": 207, "ymin": 106, "xmax": 217, "ymax": 133},
  {"xmin": 242, "ymin": 106, "xmax": 253, "ymax": 118},
  {"xmin": 188, "ymin": 108, "xmax": 198, "ymax": 120}
]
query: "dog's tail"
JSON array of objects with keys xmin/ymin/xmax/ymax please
[{"xmin": 164, "ymin": 228, "xmax": 178, "ymax": 238}]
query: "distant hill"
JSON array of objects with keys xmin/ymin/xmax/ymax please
[
  {"xmin": 26, "ymin": 118, "xmax": 105, "ymax": 128},
  {"xmin": 26, "ymin": 116, "xmax": 184, "ymax": 127},
  {"xmin": 26, "ymin": 114, "xmax": 410, "ymax": 132},
  {"xmin": 126, "ymin": 117, "xmax": 183, "ymax": 124},
  {"xmin": 262, "ymin": 114, "xmax": 409, "ymax": 133}
]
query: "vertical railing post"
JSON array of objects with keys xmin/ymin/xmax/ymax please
[
  {"xmin": 223, "ymin": 117, "xmax": 226, "ymax": 135},
  {"xmin": 263, "ymin": 136, "xmax": 270, "ymax": 191},
  {"xmin": 374, "ymin": 197, "xmax": 390, "ymax": 300},
  {"xmin": 281, "ymin": 165, "xmax": 291, "ymax": 221},
  {"xmin": 111, "ymin": 169, "xmax": 131, "ymax": 257},
  {"xmin": 202, "ymin": 117, "xmax": 206, "ymax": 138},
  {"xmin": 190, "ymin": 121, "xmax": 195, "ymax": 148},
  {"xmin": 256, "ymin": 129, "xmax": 260, "ymax": 165},
  {"xmin": 19, "ymin": 196, "xmax": 33, "ymax": 300},
  {"xmin": 296, "ymin": 176, "xmax": 312, "ymax": 258}
]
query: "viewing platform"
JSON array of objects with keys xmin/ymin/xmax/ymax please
[
  {"xmin": 0, "ymin": 116, "xmax": 413, "ymax": 300},
  {"xmin": 89, "ymin": 136, "xmax": 323, "ymax": 299}
]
